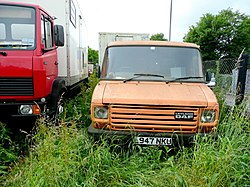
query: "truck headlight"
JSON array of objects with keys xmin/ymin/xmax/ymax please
[
  {"xmin": 94, "ymin": 106, "xmax": 108, "ymax": 119},
  {"xmin": 19, "ymin": 105, "xmax": 33, "ymax": 115},
  {"xmin": 201, "ymin": 110, "xmax": 216, "ymax": 123},
  {"xmin": 19, "ymin": 104, "xmax": 41, "ymax": 115}
]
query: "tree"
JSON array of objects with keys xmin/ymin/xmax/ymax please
[
  {"xmin": 88, "ymin": 47, "xmax": 98, "ymax": 65},
  {"xmin": 184, "ymin": 8, "xmax": 250, "ymax": 61},
  {"xmin": 150, "ymin": 33, "xmax": 168, "ymax": 41}
]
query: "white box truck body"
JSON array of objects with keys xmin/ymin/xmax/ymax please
[{"xmin": 99, "ymin": 32, "xmax": 150, "ymax": 67}]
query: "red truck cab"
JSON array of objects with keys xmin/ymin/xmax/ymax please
[{"xmin": 0, "ymin": 2, "xmax": 65, "ymax": 118}]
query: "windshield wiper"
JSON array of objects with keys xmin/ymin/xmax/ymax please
[
  {"xmin": 123, "ymin": 73, "xmax": 165, "ymax": 83},
  {"xmin": 166, "ymin": 76, "xmax": 204, "ymax": 84}
]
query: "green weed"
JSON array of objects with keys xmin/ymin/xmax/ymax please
[{"xmin": 0, "ymin": 122, "xmax": 17, "ymax": 176}]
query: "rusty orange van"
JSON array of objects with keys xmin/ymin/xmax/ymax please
[{"xmin": 88, "ymin": 41, "xmax": 219, "ymax": 146}]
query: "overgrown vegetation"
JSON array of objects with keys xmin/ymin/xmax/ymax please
[
  {"xmin": 0, "ymin": 74, "xmax": 249, "ymax": 186},
  {"xmin": 0, "ymin": 123, "xmax": 17, "ymax": 175}
]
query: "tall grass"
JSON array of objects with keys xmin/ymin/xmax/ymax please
[
  {"xmin": 0, "ymin": 122, "xmax": 17, "ymax": 175},
  {"xmin": 1, "ymin": 74, "xmax": 249, "ymax": 186}
]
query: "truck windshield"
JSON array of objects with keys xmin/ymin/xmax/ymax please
[
  {"xmin": 0, "ymin": 5, "xmax": 35, "ymax": 50},
  {"xmin": 101, "ymin": 46, "xmax": 204, "ymax": 82}
]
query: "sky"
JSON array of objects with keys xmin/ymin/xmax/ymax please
[{"xmin": 79, "ymin": 0, "xmax": 250, "ymax": 50}]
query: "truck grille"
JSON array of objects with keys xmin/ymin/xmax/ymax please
[
  {"xmin": 0, "ymin": 78, "xmax": 33, "ymax": 96},
  {"xmin": 110, "ymin": 104, "xmax": 199, "ymax": 133}
]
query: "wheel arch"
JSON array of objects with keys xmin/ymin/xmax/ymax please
[{"xmin": 48, "ymin": 79, "xmax": 67, "ymax": 111}]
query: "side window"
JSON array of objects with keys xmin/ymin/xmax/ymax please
[
  {"xmin": 101, "ymin": 50, "xmax": 109, "ymax": 78},
  {"xmin": 41, "ymin": 15, "xmax": 45, "ymax": 44},
  {"xmin": 0, "ymin": 23, "xmax": 6, "ymax": 40},
  {"xmin": 70, "ymin": 0, "xmax": 76, "ymax": 27},
  {"xmin": 41, "ymin": 14, "xmax": 53, "ymax": 49}
]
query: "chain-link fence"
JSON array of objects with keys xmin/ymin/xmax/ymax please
[{"xmin": 204, "ymin": 55, "xmax": 250, "ymax": 109}]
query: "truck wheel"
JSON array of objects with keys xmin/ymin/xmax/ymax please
[{"xmin": 53, "ymin": 91, "xmax": 66, "ymax": 120}]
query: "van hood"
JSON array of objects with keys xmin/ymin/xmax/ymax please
[{"xmin": 93, "ymin": 81, "xmax": 216, "ymax": 107}]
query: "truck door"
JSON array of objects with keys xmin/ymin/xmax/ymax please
[{"xmin": 40, "ymin": 13, "xmax": 58, "ymax": 93}]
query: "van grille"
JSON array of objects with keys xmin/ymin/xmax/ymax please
[
  {"xmin": 0, "ymin": 78, "xmax": 33, "ymax": 96},
  {"xmin": 110, "ymin": 104, "xmax": 199, "ymax": 133}
]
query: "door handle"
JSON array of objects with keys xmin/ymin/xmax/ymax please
[
  {"xmin": 0, "ymin": 52, "xmax": 7, "ymax": 56},
  {"xmin": 55, "ymin": 61, "xmax": 58, "ymax": 65}
]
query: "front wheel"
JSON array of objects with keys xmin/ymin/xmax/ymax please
[{"xmin": 54, "ymin": 91, "xmax": 66, "ymax": 119}]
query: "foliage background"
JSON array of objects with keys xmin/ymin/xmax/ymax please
[
  {"xmin": 184, "ymin": 8, "xmax": 250, "ymax": 60},
  {"xmin": 150, "ymin": 33, "xmax": 168, "ymax": 41}
]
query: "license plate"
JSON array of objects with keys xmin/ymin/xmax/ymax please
[{"xmin": 135, "ymin": 137, "xmax": 172, "ymax": 146}]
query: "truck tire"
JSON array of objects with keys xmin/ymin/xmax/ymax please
[
  {"xmin": 48, "ymin": 79, "xmax": 67, "ymax": 121},
  {"xmin": 54, "ymin": 91, "xmax": 65, "ymax": 118}
]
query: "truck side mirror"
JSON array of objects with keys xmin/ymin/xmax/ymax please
[
  {"xmin": 96, "ymin": 65, "xmax": 101, "ymax": 78},
  {"xmin": 205, "ymin": 72, "xmax": 212, "ymax": 82},
  {"xmin": 54, "ymin": 25, "xmax": 64, "ymax": 47}
]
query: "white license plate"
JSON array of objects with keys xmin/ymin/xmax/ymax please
[{"xmin": 135, "ymin": 137, "xmax": 172, "ymax": 146}]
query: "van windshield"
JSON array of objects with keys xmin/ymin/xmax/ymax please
[
  {"xmin": 101, "ymin": 46, "xmax": 204, "ymax": 82},
  {"xmin": 0, "ymin": 5, "xmax": 35, "ymax": 50}
]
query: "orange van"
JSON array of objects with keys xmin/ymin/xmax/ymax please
[{"xmin": 88, "ymin": 41, "xmax": 219, "ymax": 146}]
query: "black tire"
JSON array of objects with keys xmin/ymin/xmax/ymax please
[{"xmin": 54, "ymin": 91, "xmax": 66, "ymax": 119}]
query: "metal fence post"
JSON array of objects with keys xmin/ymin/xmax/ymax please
[{"xmin": 235, "ymin": 54, "xmax": 249, "ymax": 105}]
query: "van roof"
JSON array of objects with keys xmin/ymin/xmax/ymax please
[{"xmin": 108, "ymin": 41, "xmax": 200, "ymax": 49}]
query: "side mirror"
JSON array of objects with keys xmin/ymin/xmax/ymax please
[
  {"xmin": 205, "ymin": 72, "xmax": 212, "ymax": 82},
  {"xmin": 206, "ymin": 72, "xmax": 216, "ymax": 87},
  {"xmin": 54, "ymin": 25, "xmax": 64, "ymax": 47},
  {"xmin": 96, "ymin": 65, "xmax": 101, "ymax": 78}
]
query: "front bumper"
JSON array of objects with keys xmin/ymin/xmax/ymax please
[
  {"xmin": 0, "ymin": 101, "xmax": 45, "ymax": 118},
  {"xmin": 88, "ymin": 125, "xmax": 217, "ymax": 146}
]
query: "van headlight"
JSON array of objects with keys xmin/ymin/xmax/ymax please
[
  {"xmin": 94, "ymin": 106, "xmax": 108, "ymax": 119},
  {"xmin": 201, "ymin": 110, "xmax": 216, "ymax": 123}
]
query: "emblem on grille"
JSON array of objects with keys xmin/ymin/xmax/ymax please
[{"xmin": 174, "ymin": 112, "xmax": 194, "ymax": 120}]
